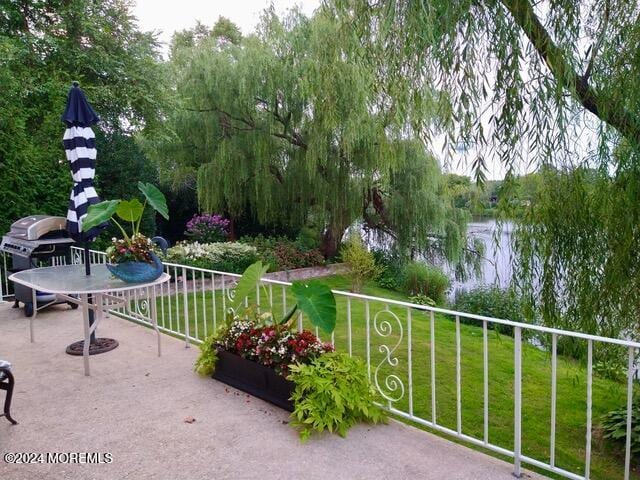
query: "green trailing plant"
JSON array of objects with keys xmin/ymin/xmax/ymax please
[
  {"xmin": 288, "ymin": 352, "xmax": 387, "ymax": 441},
  {"xmin": 194, "ymin": 332, "xmax": 220, "ymax": 376},
  {"xmin": 341, "ymin": 236, "xmax": 382, "ymax": 293}
]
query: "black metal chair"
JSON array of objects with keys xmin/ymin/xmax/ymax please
[{"xmin": 0, "ymin": 360, "xmax": 17, "ymax": 425}]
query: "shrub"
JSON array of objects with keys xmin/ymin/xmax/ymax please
[
  {"xmin": 400, "ymin": 261, "xmax": 449, "ymax": 305},
  {"xmin": 185, "ymin": 213, "xmax": 230, "ymax": 243},
  {"xmin": 241, "ymin": 235, "xmax": 325, "ymax": 271},
  {"xmin": 341, "ymin": 236, "xmax": 382, "ymax": 292},
  {"xmin": 602, "ymin": 398, "xmax": 640, "ymax": 457},
  {"xmin": 409, "ymin": 293, "xmax": 436, "ymax": 307},
  {"xmin": 452, "ymin": 286, "xmax": 524, "ymax": 335},
  {"xmin": 164, "ymin": 241, "xmax": 258, "ymax": 273},
  {"xmin": 372, "ymin": 249, "xmax": 404, "ymax": 290},
  {"xmin": 288, "ymin": 353, "xmax": 387, "ymax": 441}
]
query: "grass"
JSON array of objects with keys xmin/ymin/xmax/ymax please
[{"xmin": 150, "ymin": 274, "xmax": 633, "ymax": 480}]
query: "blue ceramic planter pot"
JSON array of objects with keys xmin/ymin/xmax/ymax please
[{"xmin": 107, "ymin": 252, "xmax": 164, "ymax": 283}]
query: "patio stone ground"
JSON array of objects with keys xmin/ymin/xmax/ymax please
[{"xmin": 0, "ymin": 302, "xmax": 546, "ymax": 480}]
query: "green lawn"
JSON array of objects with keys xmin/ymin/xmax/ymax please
[{"xmin": 150, "ymin": 274, "xmax": 632, "ymax": 480}]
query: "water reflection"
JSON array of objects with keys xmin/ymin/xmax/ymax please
[{"xmin": 448, "ymin": 219, "xmax": 514, "ymax": 297}]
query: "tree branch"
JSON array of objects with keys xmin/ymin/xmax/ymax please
[
  {"xmin": 583, "ymin": 0, "xmax": 609, "ymax": 81},
  {"xmin": 189, "ymin": 102, "xmax": 307, "ymax": 148},
  {"xmin": 255, "ymin": 96, "xmax": 308, "ymax": 149},
  {"xmin": 501, "ymin": 0, "xmax": 640, "ymax": 145}
]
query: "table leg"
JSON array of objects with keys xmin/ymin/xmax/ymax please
[
  {"xmin": 30, "ymin": 288, "xmax": 37, "ymax": 343},
  {"xmin": 150, "ymin": 286, "xmax": 161, "ymax": 357},
  {"xmin": 93, "ymin": 293, "xmax": 104, "ymax": 338},
  {"xmin": 81, "ymin": 293, "xmax": 91, "ymax": 376}
]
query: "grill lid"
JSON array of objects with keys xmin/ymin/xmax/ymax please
[
  {"xmin": 9, "ymin": 215, "xmax": 67, "ymax": 241},
  {"xmin": 1, "ymin": 215, "xmax": 73, "ymax": 258}
]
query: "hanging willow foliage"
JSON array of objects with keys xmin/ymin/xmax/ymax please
[
  {"xmin": 149, "ymin": 10, "xmax": 468, "ymax": 260},
  {"xmin": 329, "ymin": 0, "xmax": 640, "ymax": 338},
  {"xmin": 327, "ymin": 0, "xmax": 640, "ymax": 175}
]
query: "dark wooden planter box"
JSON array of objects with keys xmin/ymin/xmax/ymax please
[{"xmin": 212, "ymin": 350, "xmax": 295, "ymax": 412}]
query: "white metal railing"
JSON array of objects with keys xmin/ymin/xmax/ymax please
[{"xmin": 3, "ymin": 246, "xmax": 637, "ymax": 480}]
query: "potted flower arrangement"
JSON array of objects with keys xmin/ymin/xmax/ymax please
[
  {"xmin": 196, "ymin": 261, "xmax": 386, "ymax": 439},
  {"xmin": 81, "ymin": 182, "xmax": 169, "ymax": 283}
]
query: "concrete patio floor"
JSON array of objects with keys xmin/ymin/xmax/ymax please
[{"xmin": 0, "ymin": 302, "xmax": 546, "ymax": 480}]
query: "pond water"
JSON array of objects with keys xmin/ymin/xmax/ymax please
[{"xmin": 447, "ymin": 219, "xmax": 515, "ymax": 298}]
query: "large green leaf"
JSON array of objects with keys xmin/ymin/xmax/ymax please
[
  {"xmin": 115, "ymin": 198, "xmax": 144, "ymax": 222},
  {"xmin": 81, "ymin": 200, "xmax": 120, "ymax": 232},
  {"xmin": 291, "ymin": 280, "xmax": 336, "ymax": 334},
  {"xmin": 138, "ymin": 182, "xmax": 169, "ymax": 219},
  {"xmin": 233, "ymin": 261, "xmax": 269, "ymax": 308}
]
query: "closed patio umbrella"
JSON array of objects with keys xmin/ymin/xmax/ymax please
[
  {"xmin": 62, "ymin": 81, "xmax": 117, "ymax": 355},
  {"xmin": 63, "ymin": 81, "xmax": 102, "ymax": 243}
]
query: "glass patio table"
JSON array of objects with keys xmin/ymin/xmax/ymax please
[{"xmin": 9, "ymin": 264, "xmax": 170, "ymax": 376}]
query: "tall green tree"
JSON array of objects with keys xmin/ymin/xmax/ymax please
[
  {"xmin": 329, "ymin": 0, "xmax": 640, "ymax": 337},
  {"xmin": 0, "ymin": 0, "xmax": 164, "ymax": 233},
  {"xmin": 149, "ymin": 13, "xmax": 467, "ymax": 261}
]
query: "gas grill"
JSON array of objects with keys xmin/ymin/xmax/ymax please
[{"xmin": 1, "ymin": 215, "xmax": 76, "ymax": 316}]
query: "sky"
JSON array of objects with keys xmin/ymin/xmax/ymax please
[
  {"xmin": 132, "ymin": 0, "xmax": 512, "ymax": 180},
  {"xmin": 133, "ymin": 0, "xmax": 320, "ymax": 50}
]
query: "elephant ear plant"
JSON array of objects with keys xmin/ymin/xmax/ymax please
[
  {"xmin": 82, "ymin": 182, "xmax": 169, "ymax": 264},
  {"xmin": 231, "ymin": 261, "xmax": 337, "ymax": 333},
  {"xmin": 196, "ymin": 261, "xmax": 386, "ymax": 439}
]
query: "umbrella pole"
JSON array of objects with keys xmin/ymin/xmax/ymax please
[
  {"xmin": 65, "ymin": 243, "xmax": 118, "ymax": 356},
  {"xmin": 83, "ymin": 243, "xmax": 96, "ymax": 344}
]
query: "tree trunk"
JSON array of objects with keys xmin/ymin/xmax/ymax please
[
  {"xmin": 227, "ymin": 216, "xmax": 237, "ymax": 241},
  {"xmin": 320, "ymin": 220, "xmax": 347, "ymax": 259}
]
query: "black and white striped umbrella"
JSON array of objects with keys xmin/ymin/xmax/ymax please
[{"xmin": 62, "ymin": 82, "xmax": 103, "ymax": 242}]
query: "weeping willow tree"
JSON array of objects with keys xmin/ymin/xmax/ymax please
[
  {"xmin": 148, "ymin": 12, "xmax": 469, "ymax": 262},
  {"xmin": 328, "ymin": 0, "xmax": 640, "ymax": 338}
]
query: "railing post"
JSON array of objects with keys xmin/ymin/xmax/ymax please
[
  {"xmin": 365, "ymin": 300, "xmax": 371, "ymax": 380},
  {"xmin": 456, "ymin": 314, "xmax": 462, "ymax": 435},
  {"xmin": 182, "ymin": 266, "xmax": 190, "ymax": 348},
  {"xmin": 624, "ymin": 347, "xmax": 634, "ymax": 480},
  {"xmin": 430, "ymin": 310, "xmax": 436, "ymax": 425},
  {"xmin": 585, "ymin": 340, "xmax": 593, "ymax": 479},
  {"xmin": 407, "ymin": 307, "xmax": 413, "ymax": 417},
  {"xmin": 514, "ymin": 326, "xmax": 522, "ymax": 478},
  {"xmin": 483, "ymin": 319, "xmax": 489, "ymax": 445},
  {"xmin": 550, "ymin": 333, "xmax": 557, "ymax": 468}
]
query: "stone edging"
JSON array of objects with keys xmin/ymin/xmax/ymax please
[{"xmin": 264, "ymin": 263, "xmax": 349, "ymax": 282}]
